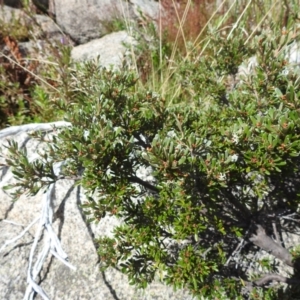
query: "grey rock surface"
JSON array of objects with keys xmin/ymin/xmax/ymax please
[
  {"xmin": 130, "ymin": 0, "xmax": 162, "ymax": 21},
  {"xmin": 33, "ymin": 14, "xmax": 67, "ymax": 42},
  {"xmin": 237, "ymin": 41, "xmax": 300, "ymax": 83},
  {"xmin": 0, "ymin": 4, "xmax": 25, "ymax": 23},
  {"xmin": 71, "ymin": 31, "xmax": 134, "ymax": 68},
  {"xmin": 54, "ymin": 0, "xmax": 161, "ymax": 44},
  {"xmin": 0, "ymin": 5, "xmax": 73, "ymax": 59},
  {"xmin": 54, "ymin": 0, "xmax": 134, "ymax": 44},
  {"xmin": 0, "ymin": 1, "xmax": 158, "ymax": 67},
  {"xmin": 0, "ymin": 123, "xmax": 194, "ymax": 299}
]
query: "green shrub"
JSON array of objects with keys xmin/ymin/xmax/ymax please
[
  {"xmin": 3, "ymin": 1, "xmax": 300, "ymax": 299},
  {"xmin": 5, "ymin": 19, "xmax": 300, "ymax": 298},
  {"xmin": 0, "ymin": 6, "xmax": 72, "ymax": 129}
]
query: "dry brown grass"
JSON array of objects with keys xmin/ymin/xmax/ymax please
[
  {"xmin": 0, "ymin": 35, "xmax": 40, "ymax": 126},
  {"xmin": 157, "ymin": 0, "xmax": 217, "ymax": 54}
]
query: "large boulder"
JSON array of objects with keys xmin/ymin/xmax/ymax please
[
  {"xmin": 71, "ymin": 31, "xmax": 135, "ymax": 68},
  {"xmin": 0, "ymin": 123, "xmax": 194, "ymax": 299},
  {"xmin": 54, "ymin": 0, "xmax": 161, "ymax": 44},
  {"xmin": 0, "ymin": 5, "xmax": 73, "ymax": 60},
  {"xmin": 0, "ymin": 4, "xmax": 25, "ymax": 23}
]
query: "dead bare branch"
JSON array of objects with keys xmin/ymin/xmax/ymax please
[
  {"xmin": 249, "ymin": 224, "xmax": 293, "ymax": 267},
  {"xmin": 254, "ymin": 273, "xmax": 300, "ymax": 286},
  {"xmin": 272, "ymin": 220, "xmax": 281, "ymax": 244}
]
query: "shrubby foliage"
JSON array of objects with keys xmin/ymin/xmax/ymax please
[
  {"xmin": 3, "ymin": 1, "xmax": 300, "ymax": 299},
  {"xmin": 0, "ymin": 4, "xmax": 72, "ymax": 129}
]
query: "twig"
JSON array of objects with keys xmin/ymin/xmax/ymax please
[
  {"xmin": 227, "ymin": 0, "xmax": 253, "ymax": 40},
  {"xmin": 0, "ymin": 216, "xmax": 40, "ymax": 253},
  {"xmin": 23, "ymin": 182, "xmax": 76, "ymax": 300},
  {"xmin": 254, "ymin": 273, "xmax": 300, "ymax": 286},
  {"xmin": 272, "ymin": 220, "xmax": 281, "ymax": 244},
  {"xmin": 50, "ymin": 249, "xmax": 76, "ymax": 270},
  {"xmin": 225, "ymin": 225, "xmax": 251, "ymax": 267},
  {"xmin": 128, "ymin": 175, "xmax": 158, "ymax": 193},
  {"xmin": 250, "ymin": 224, "xmax": 293, "ymax": 267},
  {"xmin": 24, "ymin": 217, "xmax": 49, "ymax": 300},
  {"xmin": 280, "ymin": 213, "xmax": 300, "ymax": 223},
  {"xmin": 225, "ymin": 237, "xmax": 245, "ymax": 267},
  {"xmin": 0, "ymin": 123, "xmax": 78, "ymax": 299},
  {"xmin": 0, "ymin": 52, "xmax": 60, "ymax": 93},
  {"xmin": 2, "ymin": 219, "xmax": 24, "ymax": 227},
  {"xmin": 244, "ymin": 0, "xmax": 280, "ymax": 44}
]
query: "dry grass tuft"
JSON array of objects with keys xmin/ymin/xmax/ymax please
[{"xmin": 158, "ymin": 0, "xmax": 217, "ymax": 54}]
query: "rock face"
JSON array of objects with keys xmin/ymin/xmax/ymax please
[
  {"xmin": 71, "ymin": 31, "xmax": 135, "ymax": 68},
  {"xmin": 0, "ymin": 1, "xmax": 161, "ymax": 68},
  {"xmin": 0, "ymin": 123, "xmax": 194, "ymax": 299},
  {"xmin": 54, "ymin": 0, "xmax": 161, "ymax": 44},
  {"xmin": 0, "ymin": 4, "xmax": 24, "ymax": 23},
  {"xmin": 54, "ymin": 0, "xmax": 130, "ymax": 44}
]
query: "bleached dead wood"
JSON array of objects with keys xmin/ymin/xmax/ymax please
[{"xmin": 0, "ymin": 122, "xmax": 75, "ymax": 300}]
